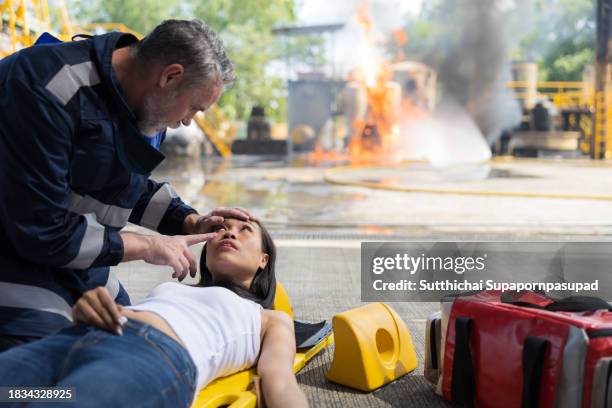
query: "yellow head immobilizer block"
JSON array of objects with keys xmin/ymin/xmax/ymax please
[
  {"xmin": 272, "ymin": 282, "xmax": 294, "ymax": 318},
  {"xmin": 326, "ymin": 302, "xmax": 418, "ymax": 391}
]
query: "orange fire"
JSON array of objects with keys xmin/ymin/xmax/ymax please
[
  {"xmin": 308, "ymin": 4, "xmax": 426, "ymax": 165},
  {"xmin": 347, "ymin": 5, "xmax": 403, "ymax": 164}
]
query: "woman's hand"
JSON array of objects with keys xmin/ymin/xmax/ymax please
[{"xmin": 73, "ymin": 287, "xmax": 125, "ymax": 335}]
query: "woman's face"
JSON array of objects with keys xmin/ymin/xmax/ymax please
[{"xmin": 205, "ymin": 218, "xmax": 269, "ymax": 287}]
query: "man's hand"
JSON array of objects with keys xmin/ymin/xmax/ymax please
[
  {"xmin": 120, "ymin": 232, "xmax": 217, "ymax": 281},
  {"xmin": 183, "ymin": 207, "xmax": 256, "ymax": 234},
  {"xmin": 73, "ymin": 287, "xmax": 124, "ymax": 335}
]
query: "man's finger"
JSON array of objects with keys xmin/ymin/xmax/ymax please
[
  {"xmin": 234, "ymin": 207, "xmax": 257, "ymax": 220},
  {"xmin": 183, "ymin": 233, "xmax": 217, "ymax": 246},
  {"xmin": 210, "ymin": 207, "xmax": 250, "ymax": 221},
  {"xmin": 170, "ymin": 256, "xmax": 187, "ymax": 280},
  {"xmin": 170, "ymin": 258, "xmax": 182, "ymax": 279},
  {"xmin": 185, "ymin": 249, "xmax": 197, "ymax": 278},
  {"xmin": 203, "ymin": 216, "xmax": 224, "ymax": 226},
  {"xmin": 179, "ymin": 255, "xmax": 189, "ymax": 276},
  {"xmin": 176, "ymin": 256, "xmax": 188, "ymax": 282},
  {"xmin": 193, "ymin": 216, "xmax": 224, "ymax": 234}
]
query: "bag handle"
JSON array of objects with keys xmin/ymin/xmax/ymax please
[
  {"xmin": 522, "ymin": 336, "xmax": 549, "ymax": 408},
  {"xmin": 451, "ymin": 317, "xmax": 476, "ymax": 407}
]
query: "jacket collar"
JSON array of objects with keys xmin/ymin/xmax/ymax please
[{"xmin": 91, "ymin": 32, "xmax": 165, "ymax": 175}]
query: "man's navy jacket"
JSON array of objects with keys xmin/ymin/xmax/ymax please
[{"xmin": 0, "ymin": 32, "xmax": 197, "ymax": 337}]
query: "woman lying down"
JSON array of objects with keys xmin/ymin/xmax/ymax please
[{"xmin": 0, "ymin": 218, "xmax": 308, "ymax": 408}]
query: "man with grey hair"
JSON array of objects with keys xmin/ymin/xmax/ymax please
[{"xmin": 0, "ymin": 19, "xmax": 249, "ymax": 350}]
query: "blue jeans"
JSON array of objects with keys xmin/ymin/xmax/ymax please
[
  {"xmin": 0, "ymin": 334, "xmax": 41, "ymax": 353},
  {"xmin": 0, "ymin": 320, "xmax": 197, "ymax": 407}
]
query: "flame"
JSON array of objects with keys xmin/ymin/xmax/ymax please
[
  {"xmin": 354, "ymin": 4, "xmax": 379, "ymax": 88},
  {"xmin": 393, "ymin": 29, "xmax": 408, "ymax": 47},
  {"xmin": 347, "ymin": 4, "xmax": 404, "ymax": 164},
  {"xmin": 309, "ymin": 4, "xmax": 428, "ymax": 166}
]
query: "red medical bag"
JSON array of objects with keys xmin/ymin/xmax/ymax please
[{"xmin": 429, "ymin": 290, "xmax": 612, "ymax": 408}]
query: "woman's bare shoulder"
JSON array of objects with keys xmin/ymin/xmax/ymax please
[{"xmin": 260, "ymin": 310, "xmax": 293, "ymax": 336}]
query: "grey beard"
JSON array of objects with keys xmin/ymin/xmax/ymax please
[
  {"xmin": 137, "ymin": 92, "xmax": 178, "ymax": 136},
  {"xmin": 137, "ymin": 119, "xmax": 161, "ymax": 137}
]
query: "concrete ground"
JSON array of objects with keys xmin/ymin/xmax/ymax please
[
  {"xmin": 156, "ymin": 157, "xmax": 612, "ymax": 237},
  {"xmin": 115, "ymin": 156, "xmax": 612, "ymax": 407}
]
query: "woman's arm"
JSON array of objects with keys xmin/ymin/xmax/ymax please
[
  {"xmin": 73, "ymin": 287, "xmax": 125, "ymax": 335},
  {"xmin": 257, "ymin": 311, "xmax": 308, "ymax": 408}
]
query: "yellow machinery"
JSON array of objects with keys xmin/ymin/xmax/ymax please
[
  {"xmin": 0, "ymin": 0, "xmax": 73, "ymax": 57},
  {"xmin": 194, "ymin": 110, "xmax": 233, "ymax": 158},
  {"xmin": 593, "ymin": 0, "xmax": 612, "ymax": 159},
  {"xmin": 507, "ymin": 80, "xmax": 593, "ymax": 108},
  {"xmin": 507, "ymin": 79, "xmax": 612, "ymax": 158},
  {"xmin": 507, "ymin": 80, "xmax": 600, "ymax": 155},
  {"xmin": 505, "ymin": 0, "xmax": 612, "ymax": 159}
]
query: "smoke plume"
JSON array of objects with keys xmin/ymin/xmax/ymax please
[{"xmin": 431, "ymin": 0, "xmax": 527, "ymax": 142}]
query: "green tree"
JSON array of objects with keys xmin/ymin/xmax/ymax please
[
  {"xmin": 189, "ymin": 0, "xmax": 324, "ymax": 121},
  {"xmin": 515, "ymin": 0, "xmax": 595, "ymax": 81},
  {"xmin": 66, "ymin": 0, "xmax": 325, "ymax": 121},
  {"xmin": 396, "ymin": 0, "xmax": 596, "ymax": 82},
  {"xmin": 67, "ymin": 0, "xmax": 180, "ymax": 34}
]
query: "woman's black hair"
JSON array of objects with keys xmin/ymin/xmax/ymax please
[{"xmin": 197, "ymin": 219, "xmax": 276, "ymax": 309}]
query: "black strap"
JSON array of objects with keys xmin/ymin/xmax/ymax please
[
  {"xmin": 451, "ymin": 317, "xmax": 475, "ymax": 406},
  {"xmin": 522, "ymin": 336, "xmax": 549, "ymax": 408},
  {"xmin": 502, "ymin": 299, "xmax": 547, "ymax": 309},
  {"xmin": 500, "ymin": 292, "xmax": 547, "ymax": 309},
  {"xmin": 546, "ymin": 296, "xmax": 611, "ymax": 312},
  {"xmin": 502, "ymin": 293, "xmax": 611, "ymax": 312},
  {"xmin": 429, "ymin": 319, "xmax": 438, "ymax": 370},
  {"xmin": 605, "ymin": 360, "xmax": 612, "ymax": 408}
]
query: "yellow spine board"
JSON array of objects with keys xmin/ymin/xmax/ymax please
[
  {"xmin": 192, "ymin": 335, "xmax": 333, "ymax": 408},
  {"xmin": 192, "ymin": 282, "xmax": 331, "ymax": 408},
  {"xmin": 271, "ymin": 282, "xmax": 293, "ymax": 318}
]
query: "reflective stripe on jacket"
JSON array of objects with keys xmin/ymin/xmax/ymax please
[{"xmin": 0, "ymin": 32, "xmax": 197, "ymax": 337}]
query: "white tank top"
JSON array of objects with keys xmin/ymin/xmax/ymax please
[{"xmin": 126, "ymin": 282, "xmax": 262, "ymax": 391}]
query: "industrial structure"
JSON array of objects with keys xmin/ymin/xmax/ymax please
[
  {"xmin": 594, "ymin": 0, "xmax": 612, "ymax": 159},
  {"xmin": 1, "ymin": 0, "xmax": 612, "ymax": 160}
]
